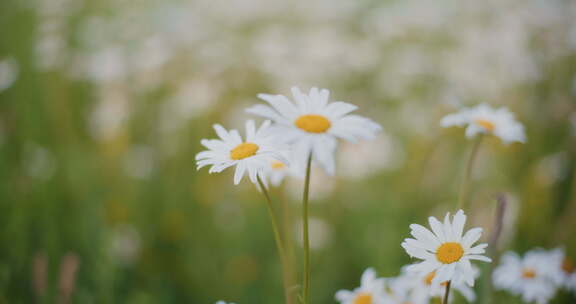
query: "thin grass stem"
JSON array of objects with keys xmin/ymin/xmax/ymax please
[
  {"xmin": 457, "ymin": 134, "xmax": 484, "ymax": 210},
  {"xmin": 257, "ymin": 175, "xmax": 290, "ymax": 304},
  {"xmin": 301, "ymin": 153, "xmax": 313, "ymax": 304}
]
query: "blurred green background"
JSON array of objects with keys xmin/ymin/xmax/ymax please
[{"xmin": 1, "ymin": 0, "xmax": 575, "ymax": 303}]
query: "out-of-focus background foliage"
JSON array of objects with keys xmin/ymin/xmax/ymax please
[{"xmin": 1, "ymin": 0, "xmax": 575, "ymax": 303}]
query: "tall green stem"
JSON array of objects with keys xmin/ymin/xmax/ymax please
[
  {"xmin": 278, "ymin": 187, "xmax": 296, "ymax": 304},
  {"xmin": 302, "ymin": 153, "xmax": 313, "ymax": 304},
  {"xmin": 257, "ymin": 175, "xmax": 290, "ymax": 304},
  {"xmin": 442, "ymin": 280, "xmax": 451, "ymax": 304},
  {"xmin": 457, "ymin": 135, "xmax": 484, "ymax": 210}
]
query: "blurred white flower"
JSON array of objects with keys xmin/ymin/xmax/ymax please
[
  {"xmin": 35, "ymin": 32, "xmax": 67, "ymax": 70},
  {"xmin": 89, "ymin": 89, "xmax": 130, "ymax": 140},
  {"xmin": 535, "ymin": 152, "xmax": 568, "ymax": 185},
  {"xmin": 493, "ymin": 250, "xmax": 560, "ymax": 304},
  {"xmin": 196, "ymin": 120, "xmax": 287, "ymax": 185},
  {"xmin": 286, "ymin": 166, "xmax": 335, "ymax": 201},
  {"xmin": 294, "ymin": 217, "xmax": 332, "ymax": 250},
  {"xmin": 109, "ymin": 225, "xmax": 141, "ymax": 266},
  {"xmin": 81, "ymin": 47, "xmax": 127, "ymax": 83},
  {"xmin": 338, "ymin": 132, "xmax": 403, "ymax": 179},
  {"xmin": 386, "ymin": 265, "xmax": 478, "ymax": 304},
  {"xmin": 215, "ymin": 301, "xmax": 236, "ymax": 304},
  {"xmin": 263, "ymin": 150, "xmax": 303, "ymax": 187},
  {"xmin": 548, "ymin": 248, "xmax": 576, "ymax": 293},
  {"xmin": 441, "ymin": 103, "xmax": 526, "ymax": 144},
  {"xmin": 0, "ymin": 58, "xmax": 18, "ymax": 92},
  {"xmin": 24, "ymin": 143, "xmax": 57, "ymax": 180},
  {"xmin": 123, "ymin": 145, "xmax": 156, "ymax": 179},
  {"xmin": 131, "ymin": 36, "xmax": 171, "ymax": 72},
  {"xmin": 335, "ymin": 268, "xmax": 387, "ymax": 304},
  {"xmin": 247, "ymin": 87, "xmax": 381, "ymax": 175},
  {"xmin": 444, "ymin": 20, "xmax": 539, "ymax": 99},
  {"xmin": 402, "ymin": 210, "xmax": 491, "ymax": 287},
  {"xmin": 159, "ymin": 79, "xmax": 219, "ymax": 134}
]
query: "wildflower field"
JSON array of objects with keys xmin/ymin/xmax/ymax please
[{"xmin": 1, "ymin": 0, "xmax": 576, "ymax": 303}]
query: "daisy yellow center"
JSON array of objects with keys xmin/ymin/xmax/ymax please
[
  {"xmin": 424, "ymin": 271, "xmax": 436, "ymax": 285},
  {"xmin": 230, "ymin": 142, "xmax": 259, "ymax": 160},
  {"xmin": 423, "ymin": 271, "xmax": 448, "ymax": 286},
  {"xmin": 436, "ymin": 242, "xmax": 464, "ymax": 264},
  {"xmin": 353, "ymin": 293, "xmax": 372, "ymax": 304},
  {"xmin": 562, "ymin": 258, "xmax": 575, "ymax": 274},
  {"xmin": 271, "ymin": 161, "xmax": 286, "ymax": 170},
  {"xmin": 522, "ymin": 268, "xmax": 536, "ymax": 279},
  {"xmin": 475, "ymin": 119, "xmax": 495, "ymax": 131},
  {"xmin": 295, "ymin": 114, "xmax": 331, "ymax": 133}
]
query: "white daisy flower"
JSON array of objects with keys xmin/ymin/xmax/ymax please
[
  {"xmin": 401, "ymin": 209, "xmax": 491, "ymax": 287},
  {"xmin": 196, "ymin": 120, "xmax": 286, "ymax": 185},
  {"xmin": 263, "ymin": 151, "xmax": 304, "ymax": 187},
  {"xmin": 246, "ymin": 87, "xmax": 382, "ymax": 175},
  {"xmin": 547, "ymin": 248, "xmax": 576, "ymax": 293},
  {"xmin": 440, "ymin": 103, "xmax": 526, "ymax": 144},
  {"xmin": 386, "ymin": 266, "xmax": 478, "ymax": 304},
  {"xmin": 335, "ymin": 268, "xmax": 388, "ymax": 304},
  {"xmin": 493, "ymin": 250, "xmax": 559, "ymax": 304}
]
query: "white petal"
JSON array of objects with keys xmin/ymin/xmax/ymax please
[
  {"xmin": 452, "ymin": 210, "xmax": 466, "ymax": 241},
  {"xmin": 410, "ymin": 224, "xmax": 441, "ymax": 250},
  {"xmin": 461, "ymin": 227, "xmax": 483, "ymax": 248},
  {"xmin": 234, "ymin": 161, "xmax": 246, "ymax": 185},
  {"xmin": 406, "ymin": 260, "xmax": 441, "ymax": 275},
  {"xmin": 246, "ymin": 104, "xmax": 289, "ymax": 124},
  {"xmin": 467, "ymin": 243, "xmax": 488, "ymax": 255},
  {"xmin": 443, "ymin": 212, "xmax": 454, "ymax": 241},
  {"xmin": 335, "ymin": 290, "xmax": 354, "ymax": 302},
  {"xmin": 213, "ymin": 124, "xmax": 231, "ymax": 142},
  {"xmin": 361, "ymin": 268, "xmax": 376, "ymax": 286},
  {"xmin": 465, "ymin": 255, "xmax": 492, "ymax": 263},
  {"xmin": 402, "ymin": 242, "xmax": 435, "ymax": 260},
  {"xmin": 428, "ymin": 216, "xmax": 446, "ymax": 242},
  {"xmin": 245, "ymin": 120, "xmax": 256, "ymax": 142},
  {"xmin": 228, "ymin": 129, "xmax": 242, "ymax": 146},
  {"xmin": 312, "ymin": 135, "xmax": 337, "ymax": 175},
  {"xmin": 257, "ymin": 93, "xmax": 299, "ymax": 120},
  {"xmin": 404, "ymin": 238, "xmax": 436, "ymax": 253},
  {"xmin": 325, "ymin": 101, "xmax": 357, "ymax": 118}
]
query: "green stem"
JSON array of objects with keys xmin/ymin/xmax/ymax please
[
  {"xmin": 302, "ymin": 153, "xmax": 313, "ymax": 304},
  {"xmin": 257, "ymin": 175, "xmax": 290, "ymax": 304},
  {"xmin": 442, "ymin": 281, "xmax": 451, "ymax": 304},
  {"xmin": 278, "ymin": 187, "xmax": 296, "ymax": 304},
  {"xmin": 457, "ymin": 135, "xmax": 484, "ymax": 210}
]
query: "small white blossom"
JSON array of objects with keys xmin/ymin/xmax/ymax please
[
  {"xmin": 493, "ymin": 250, "xmax": 560, "ymax": 304},
  {"xmin": 196, "ymin": 120, "xmax": 287, "ymax": 185},
  {"xmin": 441, "ymin": 103, "xmax": 526, "ymax": 144}
]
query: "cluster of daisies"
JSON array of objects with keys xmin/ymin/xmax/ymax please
[
  {"xmin": 196, "ymin": 89, "xmax": 526, "ymax": 187},
  {"xmin": 196, "ymin": 86, "xmax": 382, "ymax": 186},
  {"xmin": 493, "ymin": 247, "xmax": 576, "ymax": 304},
  {"xmin": 196, "ymin": 87, "xmax": 572, "ymax": 304},
  {"xmin": 337, "ymin": 210, "xmax": 489, "ymax": 304}
]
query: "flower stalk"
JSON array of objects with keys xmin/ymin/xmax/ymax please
[
  {"xmin": 302, "ymin": 153, "xmax": 313, "ymax": 304},
  {"xmin": 458, "ymin": 134, "xmax": 484, "ymax": 210},
  {"xmin": 442, "ymin": 281, "xmax": 451, "ymax": 304},
  {"xmin": 257, "ymin": 175, "xmax": 291, "ymax": 304}
]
